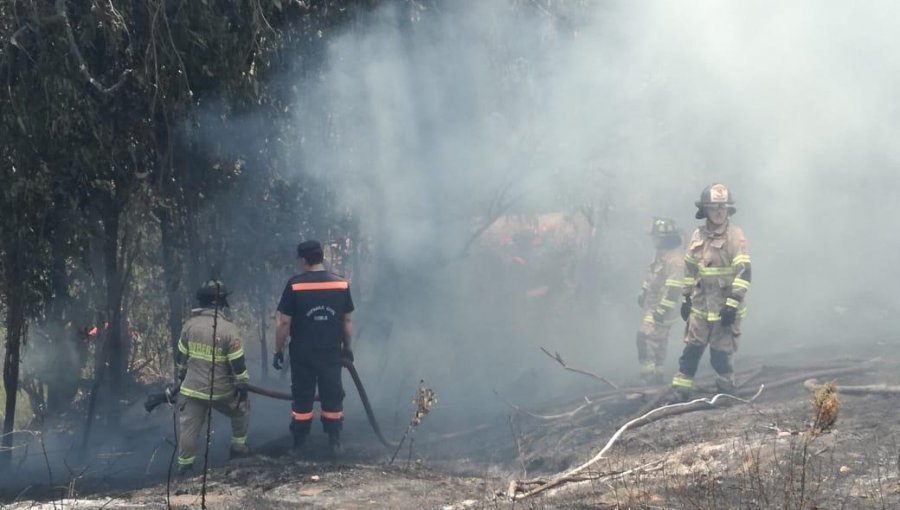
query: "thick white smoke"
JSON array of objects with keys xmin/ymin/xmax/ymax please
[{"xmin": 289, "ymin": 0, "xmax": 900, "ymax": 420}]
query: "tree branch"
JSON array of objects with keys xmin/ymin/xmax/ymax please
[
  {"xmin": 539, "ymin": 347, "xmax": 619, "ymax": 390},
  {"xmin": 459, "ymin": 182, "xmax": 523, "ymax": 258},
  {"xmin": 55, "ymin": 0, "xmax": 131, "ymax": 95}
]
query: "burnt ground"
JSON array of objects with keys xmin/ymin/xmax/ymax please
[{"xmin": 7, "ymin": 340, "xmax": 900, "ymax": 509}]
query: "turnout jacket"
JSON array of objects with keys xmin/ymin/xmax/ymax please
[
  {"xmin": 640, "ymin": 246, "xmax": 685, "ymax": 326},
  {"xmin": 175, "ymin": 308, "xmax": 249, "ymax": 400},
  {"xmin": 683, "ymin": 221, "xmax": 751, "ymax": 322}
]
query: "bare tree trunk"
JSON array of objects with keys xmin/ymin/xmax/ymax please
[
  {"xmin": 101, "ymin": 209, "xmax": 124, "ymax": 429},
  {"xmin": 1, "ymin": 293, "xmax": 25, "ymax": 466},
  {"xmin": 44, "ymin": 214, "xmax": 81, "ymax": 416},
  {"xmin": 160, "ymin": 207, "xmax": 184, "ymax": 358}
]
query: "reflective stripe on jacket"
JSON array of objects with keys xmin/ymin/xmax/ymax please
[
  {"xmin": 641, "ymin": 246, "xmax": 684, "ymax": 326},
  {"xmin": 175, "ymin": 308, "xmax": 248, "ymax": 400},
  {"xmin": 683, "ymin": 221, "xmax": 751, "ymax": 320}
]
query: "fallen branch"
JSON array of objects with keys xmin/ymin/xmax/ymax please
[
  {"xmin": 803, "ymin": 378, "xmax": 900, "ymax": 396},
  {"xmin": 736, "ymin": 360, "xmax": 877, "ymax": 397},
  {"xmin": 542, "ymin": 459, "xmax": 667, "ymax": 499},
  {"xmin": 512, "ymin": 385, "xmax": 765, "ymax": 500},
  {"xmin": 511, "ymin": 459, "xmax": 664, "ymax": 491},
  {"xmin": 493, "ymin": 389, "xmax": 607, "ymax": 420},
  {"xmin": 539, "ymin": 347, "xmax": 619, "ymax": 390}
]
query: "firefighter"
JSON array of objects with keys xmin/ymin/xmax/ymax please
[
  {"xmin": 274, "ymin": 240, "xmax": 354, "ymax": 457},
  {"xmin": 635, "ymin": 217, "xmax": 684, "ymax": 384},
  {"xmin": 174, "ymin": 280, "xmax": 250, "ymax": 475},
  {"xmin": 671, "ymin": 183, "xmax": 751, "ymax": 400}
]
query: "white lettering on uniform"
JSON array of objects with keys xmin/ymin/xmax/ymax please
[{"xmin": 306, "ymin": 305, "xmax": 337, "ymax": 321}]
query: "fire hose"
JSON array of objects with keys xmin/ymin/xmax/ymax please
[{"xmin": 144, "ymin": 360, "xmax": 396, "ymax": 450}]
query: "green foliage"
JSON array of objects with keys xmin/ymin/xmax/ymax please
[{"xmin": 0, "ymin": 0, "xmax": 375, "ymax": 430}]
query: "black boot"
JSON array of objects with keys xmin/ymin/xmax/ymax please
[
  {"xmin": 328, "ymin": 431, "xmax": 343, "ymax": 458},
  {"xmin": 289, "ymin": 432, "xmax": 307, "ymax": 458},
  {"xmin": 290, "ymin": 419, "xmax": 311, "ymax": 458},
  {"xmin": 715, "ymin": 375, "xmax": 736, "ymax": 394},
  {"xmin": 715, "ymin": 374, "xmax": 737, "ymax": 407}
]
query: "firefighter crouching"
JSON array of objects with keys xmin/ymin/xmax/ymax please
[
  {"xmin": 635, "ymin": 217, "xmax": 684, "ymax": 384},
  {"xmin": 174, "ymin": 280, "xmax": 251, "ymax": 475},
  {"xmin": 274, "ymin": 240, "xmax": 355, "ymax": 457},
  {"xmin": 671, "ymin": 183, "xmax": 751, "ymax": 400}
]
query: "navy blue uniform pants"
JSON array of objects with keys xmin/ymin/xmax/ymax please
[{"xmin": 289, "ymin": 347, "xmax": 344, "ymax": 436}]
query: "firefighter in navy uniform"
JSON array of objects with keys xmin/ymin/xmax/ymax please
[{"xmin": 274, "ymin": 240, "xmax": 355, "ymax": 457}]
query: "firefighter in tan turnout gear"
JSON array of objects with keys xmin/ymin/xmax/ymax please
[
  {"xmin": 635, "ymin": 218, "xmax": 684, "ymax": 384},
  {"xmin": 174, "ymin": 280, "xmax": 250, "ymax": 475},
  {"xmin": 671, "ymin": 183, "xmax": 751, "ymax": 399}
]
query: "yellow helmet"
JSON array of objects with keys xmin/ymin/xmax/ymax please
[{"xmin": 648, "ymin": 217, "xmax": 680, "ymax": 237}]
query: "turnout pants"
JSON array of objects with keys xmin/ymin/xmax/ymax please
[
  {"xmin": 289, "ymin": 347, "xmax": 345, "ymax": 438},
  {"xmin": 636, "ymin": 320, "xmax": 674, "ymax": 370},
  {"xmin": 177, "ymin": 395, "xmax": 249, "ymax": 469},
  {"xmin": 672, "ymin": 317, "xmax": 740, "ymax": 394}
]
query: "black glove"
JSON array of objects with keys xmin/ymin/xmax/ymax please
[
  {"xmin": 637, "ymin": 291, "xmax": 646, "ymax": 309},
  {"xmin": 273, "ymin": 351, "xmax": 284, "ymax": 370},
  {"xmin": 720, "ymin": 305, "xmax": 737, "ymax": 327},
  {"xmin": 234, "ymin": 382, "xmax": 249, "ymax": 403},
  {"xmin": 680, "ymin": 296, "xmax": 692, "ymax": 321},
  {"xmin": 652, "ymin": 309, "xmax": 665, "ymax": 324},
  {"xmin": 341, "ymin": 347, "xmax": 354, "ymax": 364}
]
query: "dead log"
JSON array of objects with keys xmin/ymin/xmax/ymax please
[
  {"xmin": 803, "ymin": 378, "xmax": 900, "ymax": 396},
  {"xmin": 736, "ymin": 360, "xmax": 877, "ymax": 397},
  {"xmin": 506, "ymin": 460, "xmax": 664, "ymax": 499}
]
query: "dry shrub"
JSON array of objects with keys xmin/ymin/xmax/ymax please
[{"xmin": 810, "ymin": 382, "xmax": 840, "ymax": 435}]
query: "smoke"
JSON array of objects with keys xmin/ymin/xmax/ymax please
[
  {"xmin": 5, "ymin": 0, "xmax": 900, "ymax": 494},
  {"xmin": 284, "ymin": 0, "xmax": 900, "ymax": 425}
]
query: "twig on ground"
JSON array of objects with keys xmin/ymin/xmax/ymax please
[
  {"xmin": 508, "ymin": 415, "xmax": 528, "ymax": 478},
  {"xmin": 512, "ymin": 385, "xmax": 765, "ymax": 499},
  {"xmin": 539, "ymin": 347, "xmax": 619, "ymax": 390},
  {"xmin": 493, "ymin": 389, "xmax": 602, "ymax": 420}
]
